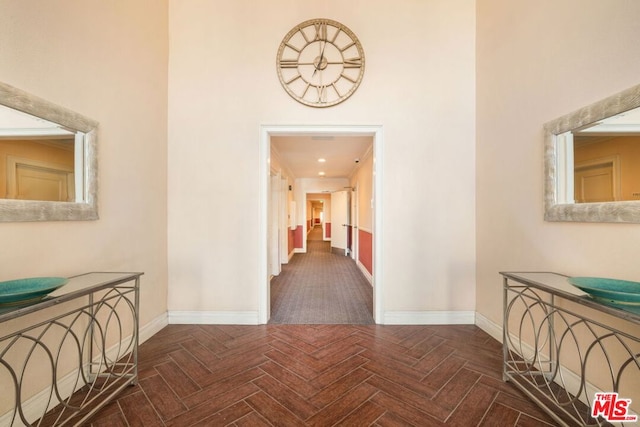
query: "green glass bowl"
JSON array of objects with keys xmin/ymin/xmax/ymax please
[
  {"xmin": 0, "ymin": 277, "xmax": 68, "ymax": 306},
  {"xmin": 567, "ymin": 277, "xmax": 640, "ymax": 306}
]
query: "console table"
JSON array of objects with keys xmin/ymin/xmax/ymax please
[
  {"xmin": 501, "ymin": 272, "xmax": 640, "ymax": 426},
  {"xmin": 0, "ymin": 272, "xmax": 143, "ymax": 426}
]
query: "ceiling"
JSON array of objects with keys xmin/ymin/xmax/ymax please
[{"xmin": 271, "ymin": 135, "xmax": 372, "ymax": 179}]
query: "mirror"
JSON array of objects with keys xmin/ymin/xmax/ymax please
[
  {"xmin": 0, "ymin": 82, "xmax": 98, "ymax": 221},
  {"xmin": 544, "ymin": 83, "xmax": 640, "ymax": 223}
]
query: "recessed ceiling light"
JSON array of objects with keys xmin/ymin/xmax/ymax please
[
  {"xmin": 318, "ymin": 171, "xmax": 325, "ymax": 176},
  {"xmin": 318, "ymin": 158, "xmax": 326, "ymax": 163}
]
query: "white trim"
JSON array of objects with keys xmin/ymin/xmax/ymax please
[
  {"xmin": 383, "ymin": 311, "xmax": 475, "ymax": 325},
  {"xmin": 140, "ymin": 312, "xmax": 169, "ymax": 344},
  {"xmin": 259, "ymin": 124, "xmax": 384, "ymax": 324},
  {"xmin": 357, "ymin": 260, "xmax": 373, "ymax": 285},
  {"xmin": 474, "ymin": 312, "xmax": 503, "ymax": 343},
  {"xmin": 168, "ymin": 311, "xmax": 259, "ymax": 325}
]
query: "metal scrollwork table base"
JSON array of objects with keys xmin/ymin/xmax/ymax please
[
  {"xmin": 0, "ymin": 272, "xmax": 143, "ymax": 426},
  {"xmin": 501, "ymin": 272, "xmax": 640, "ymax": 426}
]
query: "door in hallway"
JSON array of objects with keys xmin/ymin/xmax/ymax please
[{"xmin": 330, "ymin": 190, "xmax": 349, "ymax": 256}]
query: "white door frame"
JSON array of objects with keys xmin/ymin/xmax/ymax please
[{"xmin": 258, "ymin": 124, "xmax": 384, "ymax": 324}]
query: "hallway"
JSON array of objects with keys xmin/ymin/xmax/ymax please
[{"xmin": 269, "ymin": 226, "xmax": 374, "ymax": 324}]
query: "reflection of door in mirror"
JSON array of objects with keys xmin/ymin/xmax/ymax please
[
  {"xmin": 574, "ymin": 158, "xmax": 617, "ymax": 203},
  {"xmin": 573, "ymin": 134, "xmax": 640, "ymax": 202},
  {"xmin": 0, "ymin": 139, "xmax": 75, "ymax": 201}
]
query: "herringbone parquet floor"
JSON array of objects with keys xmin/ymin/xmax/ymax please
[{"xmin": 87, "ymin": 324, "xmax": 557, "ymax": 426}]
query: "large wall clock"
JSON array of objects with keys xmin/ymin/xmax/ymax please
[{"xmin": 276, "ymin": 18, "xmax": 365, "ymax": 108}]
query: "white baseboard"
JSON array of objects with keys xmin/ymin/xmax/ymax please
[
  {"xmin": 356, "ymin": 260, "xmax": 372, "ymax": 285},
  {"xmin": 140, "ymin": 311, "xmax": 169, "ymax": 344},
  {"xmin": 168, "ymin": 311, "xmax": 259, "ymax": 325},
  {"xmin": 474, "ymin": 312, "xmax": 503, "ymax": 343},
  {"xmin": 383, "ymin": 310, "xmax": 475, "ymax": 325}
]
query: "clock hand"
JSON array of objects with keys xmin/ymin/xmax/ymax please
[{"xmin": 312, "ymin": 41, "xmax": 327, "ymax": 77}]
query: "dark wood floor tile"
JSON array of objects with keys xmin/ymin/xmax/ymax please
[
  {"xmin": 252, "ymin": 372, "xmax": 319, "ymax": 420},
  {"xmin": 366, "ymin": 374, "xmax": 450, "ymax": 420},
  {"xmin": 165, "ymin": 382, "xmax": 260, "ymax": 427},
  {"xmin": 271, "ymin": 329, "xmax": 324, "ymax": 354},
  {"xmin": 395, "ymin": 326, "xmax": 440, "ymax": 349},
  {"xmin": 138, "ymin": 373, "xmax": 187, "ymax": 421},
  {"xmin": 89, "ymin": 408, "xmax": 128, "ymax": 427},
  {"xmin": 422, "ymin": 355, "xmax": 468, "ymax": 390},
  {"xmin": 358, "ymin": 336, "xmax": 422, "ymax": 367},
  {"xmin": 265, "ymin": 348, "xmax": 324, "ymax": 380},
  {"xmin": 306, "ymin": 382, "xmax": 379, "ymax": 427},
  {"xmin": 214, "ymin": 338, "xmax": 273, "ymax": 360},
  {"xmin": 479, "ymin": 402, "xmax": 521, "ymax": 426},
  {"xmin": 137, "ymin": 341, "xmax": 183, "ymax": 366},
  {"xmin": 179, "ymin": 337, "xmax": 222, "ymax": 366},
  {"xmin": 87, "ymin": 399, "xmax": 126, "ymax": 427},
  {"xmin": 137, "ymin": 363, "xmax": 169, "ymax": 382},
  {"xmin": 363, "ymin": 357, "xmax": 438, "ymax": 398},
  {"xmin": 477, "ymin": 372, "xmax": 522, "ymax": 396},
  {"xmin": 516, "ymin": 413, "xmax": 557, "ymax": 427},
  {"xmin": 190, "ymin": 401, "xmax": 254, "ymax": 427},
  {"xmin": 154, "ymin": 360, "xmax": 201, "ymax": 398},
  {"xmin": 269, "ymin": 338, "xmax": 332, "ymax": 371},
  {"xmin": 370, "ymin": 390, "xmax": 442, "ymax": 426},
  {"xmin": 404, "ymin": 334, "xmax": 445, "ymax": 360},
  {"xmin": 309, "ymin": 333, "xmax": 364, "ymax": 361},
  {"xmin": 147, "ymin": 324, "xmax": 199, "ymax": 344},
  {"xmin": 84, "ymin": 325, "xmax": 567, "ymax": 427},
  {"xmin": 168, "ymin": 348, "xmax": 212, "ymax": 385},
  {"xmin": 259, "ymin": 360, "xmax": 320, "ymax": 398},
  {"xmin": 354, "ymin": 327, "xmax": 407, "ymax": 346},
  {"xmin": 444, "ymin": 382, "xmax": 498, "ymax": 426},
  {"xmin": 193, "ymin": 325, "xmax": 237, "ymax": 347},
  {"xmin": 217, "ymin": 326, "xmax": 271, "ymax": 350},
  {"xmin": 412, "ymin": 343, "xmax": 456, "ymax": 373},
  {"xmin": 233, "ymin": 411, "xmax": 273, "ymax": 427},
  {"xmin": 492, "ymin": 389, "xmax": 557, "ymax": 424},
  {"xmin": 309, "ymin": 354, "xmax": 369, "ymax": 389},
  {"xmin": 197, "ymin": 348, "xmax": 268, "ymax": 387},
  {"xmin": 183, "ymin": 367, "xmax": 264, "ymax": 409},
  {"xmin": 378, "ymin": 411, "xmax": 443, "ymax": 427},
  {"xmin": 116, "ymin": 390, "xmax": 164, "ymax": 427},
  {"xmin": 462, "ymin": 355, "xmax": 504, "ymax": 381},
  {"xmin": 334, "ymin": 400, "xmax": 386, "ymax": 426},
  {"xmin": 308, "ymin": 367, "xmax": 373, "ymax": 408},
  {"xmin": 245, "ymin": 390, "xmax": 307, "ymax": 426},
  {"xmin": 432, "ymin": 367, "xmax": 481, "ymax": 410},
  {"xmin": 309, "ymin": 325, "xmax": 359, "ymax": 348}
]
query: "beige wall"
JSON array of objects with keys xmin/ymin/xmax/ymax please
[
  {"xmin": 167, "ymin": 0, "xmax": 477, "ymax": 319},
  {"xmin": 476, "ymin": 0, "xmax": 640, "ymax": 326},
  {"xmin": 0, "ymin": 1, "xmax": 169, "ymax": 328}
]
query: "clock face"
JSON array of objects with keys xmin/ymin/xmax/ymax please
[{"xmin": 276, "ymin": 19, "xmax": 365, "ymax": 107}]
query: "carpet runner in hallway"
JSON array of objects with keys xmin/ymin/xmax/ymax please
[{"xmin": 269, "ymin": 226, "xmax": 374, "ymax": 324}]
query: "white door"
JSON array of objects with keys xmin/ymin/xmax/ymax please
[
  {"xmin": 269, "ymin": 174, "xmax": 281, "ymax": 277},
  {"xmin": 330, "ymin": 190, "xmax": 349, "ymax": 255}
]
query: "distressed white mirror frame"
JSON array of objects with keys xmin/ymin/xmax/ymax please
[
  {"xmin": 544, "ymin": 83, "xmax": 640, "ymax": 223},
  {"xmin": 0, "ymin": 82, "xmax": 98, "ymax": 222}
]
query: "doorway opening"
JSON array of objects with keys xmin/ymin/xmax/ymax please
[{"xmin": 258, "ymin": 125, "xmax": 383, "ymax": 324}]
